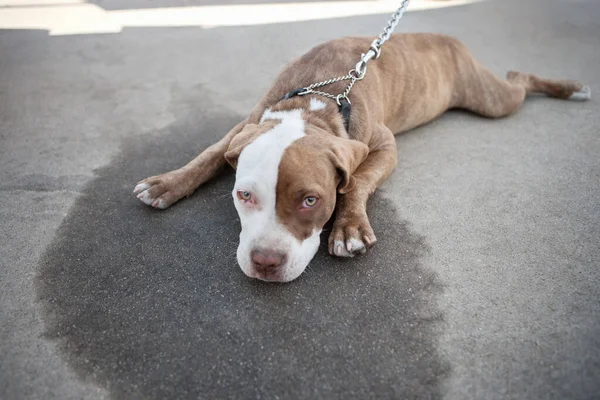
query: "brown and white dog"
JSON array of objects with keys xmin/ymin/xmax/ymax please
[{"xmin": 133, "ymin": 34, "xmax": 590, "ymax": 282}]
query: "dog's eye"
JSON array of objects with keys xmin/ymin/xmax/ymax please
[
  {"xmin": 302, "ymin": 196, "xmax": 318, "ymax": 208},
  {"xmin": 237, "ymin": 190, "xmax": 252, "ymax": 202}
]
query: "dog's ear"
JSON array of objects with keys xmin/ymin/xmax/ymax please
[
  {"xmin": 327, "ymin": 136, "xmax": 369, "ymax": 194},
  {"xmin": 224, "ymin": 124, "xmax": 262, "ymax": 169}
]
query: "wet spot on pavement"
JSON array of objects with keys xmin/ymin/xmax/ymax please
[{"xmin": 36, "ymin": 98, "xmax": 448, "ymax": 399}]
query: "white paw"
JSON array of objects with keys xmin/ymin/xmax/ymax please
[
  {"xmin": 135, "ymin": 188, "xmax": 155, "ymax": 206},
  {"xmin": 133, "ymin": 183, "xmax": 167, "ymax": 209},
  {"xmin": 569, "ymin": 85, "xmax": 592, "ymax": 101},
  {"xmin": 332, "ymin": 238, "xmax": 366, "ymax": 258},
  {"xmin": 133, "ymin": 183, "xmax": 150, "ymax": 195}
]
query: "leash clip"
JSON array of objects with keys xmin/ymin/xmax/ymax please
[
  {"xmin": 355, "ymin": 46, "xmax": 379, "ymax": 79},
  {"xmin": 369, "ymin": 39, "xmax": 382, "ymax": 59}
]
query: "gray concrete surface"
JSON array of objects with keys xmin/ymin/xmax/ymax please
[{"xmin": 1, "ymin": 0, "xmax": 599, "ymax": 399}]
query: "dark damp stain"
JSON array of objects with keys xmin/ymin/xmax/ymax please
[{"xmin": 35, "ymin": 94, "xmax": 449, "ymax": 400}]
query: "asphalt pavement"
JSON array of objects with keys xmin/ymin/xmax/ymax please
[{"xmin": 1, "ymin": 0, "xmax": 599, "ymax": 399}]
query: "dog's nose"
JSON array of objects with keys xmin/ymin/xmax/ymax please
[{"xmin": 251, "ymin": 249, "xmax": 285, "ymax": 270}]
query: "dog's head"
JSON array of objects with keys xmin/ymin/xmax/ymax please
[{"xmin": 225, "ymin": 109, "xmax": 368, "ymax": 282}]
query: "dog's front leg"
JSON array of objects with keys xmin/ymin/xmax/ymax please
[
  {"xmin": 133, "ymin": 119, "xmax": 247, "ymax": 209},
  {"xmin": 329, "ymin": 125, "xmax": 398, "ymax": 257}
]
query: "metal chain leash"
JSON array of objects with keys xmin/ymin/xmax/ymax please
[
  {"xmin": 376, "ymin": 0, "xmax": 411, "ymax": 48},
  {"xmin": 297, "ymin": 0, "xmax": 411, "ymax": 106}
]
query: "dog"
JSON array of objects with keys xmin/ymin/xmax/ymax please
[{"xmin": 133, "ymin": 33, "xmax": 591, "ymax": 282}]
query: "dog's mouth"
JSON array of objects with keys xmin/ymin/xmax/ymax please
[
  {"xmin": 249, "ymin": 267, "xmax": 285, "ymax": 282},
  {"xmin": 252, "ymin": 274, "xmax": 285, "ymax": 283},
  {"xmin": 244, "ymin": 263, "xmax": 299, "ymax": 283},
  {"xmin": 238, "ymin": 251, "xmax": 308, "ymax": 283}
]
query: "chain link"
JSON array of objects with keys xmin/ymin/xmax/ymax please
[
  {"xmin": 297, "ymin": 0, "xmax": 411, "ymax": 105},
  {"xmin": 299, "ymin": 71, "xmax": 359, "ymax": 105},
  {"xmin": 376, "ymin": 0, "xmax": 411, "ymax": 48}
]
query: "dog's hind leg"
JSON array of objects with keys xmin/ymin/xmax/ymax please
[
  {"xmin": 506, "ymin": 71, "xmax": 591, "ymax": 101},
  {"xmin": 133, "ymin": 119, "xmax": 247, "ymax": 209},
  {"xmin": 455, "ymin": 57, "xmax": 590, "ymax": 118}
]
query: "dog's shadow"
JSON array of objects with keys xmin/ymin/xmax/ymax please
[{"xmin": 36, "ymin": 93, "xmax": 448, "ymax": 399}]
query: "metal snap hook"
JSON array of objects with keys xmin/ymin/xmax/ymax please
[{"xmin": 353, "ymin": 62, "xmax": 368, "ymax": 79}]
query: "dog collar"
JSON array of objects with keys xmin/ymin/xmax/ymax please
[{"xmin": 280, "ymin": 88, "xmax": 351, "ymax": 133}]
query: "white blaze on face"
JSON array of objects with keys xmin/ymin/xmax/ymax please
[{"xmin": 233, "ymin": 109, "xmax": 321, "ymax": 282}]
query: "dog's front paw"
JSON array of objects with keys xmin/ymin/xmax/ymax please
[
  {"xmin": 133, "ymin": 170, "xmax": 191, "ymax": 210},
  {"xmin": 328, "ymin": 211, "xmax": 377, "ymax": 258}
]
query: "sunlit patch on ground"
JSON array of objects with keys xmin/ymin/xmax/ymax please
[{"xmin": 0, "ymin": 0, "xmax": 484, "ymax": 35}]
